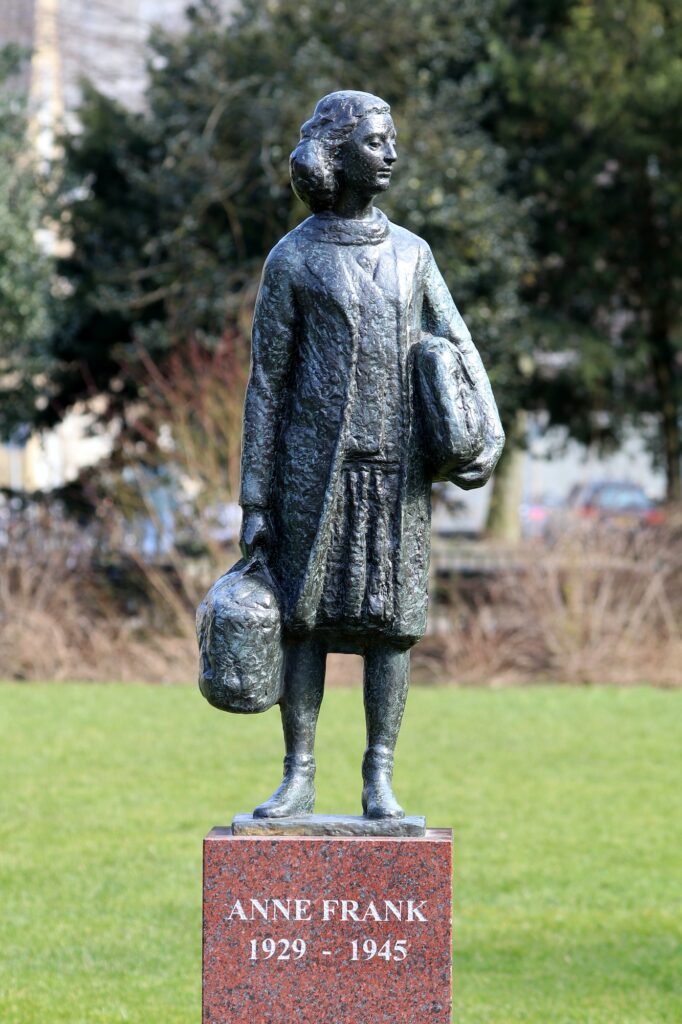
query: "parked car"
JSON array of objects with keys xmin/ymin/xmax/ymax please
[
  {"xmin": 563, "ymin": 480, "xmax": 665, "ymax": 530},
  {"xmin": 532, "ymin": 479, "xmax": 663, "ymax": 544}
]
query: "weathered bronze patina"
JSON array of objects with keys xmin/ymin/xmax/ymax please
[{"xmin": 199, "ymin": 90, "xmax": 504, "ymax": 822}]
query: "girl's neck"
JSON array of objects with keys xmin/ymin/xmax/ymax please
[{"xmin": 331, "ymin": 191, "xmax": 375, "ymax": 220}]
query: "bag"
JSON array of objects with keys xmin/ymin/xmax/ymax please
[
  {"xmin": 414, "ymin": 334, "xmax": 486, "ymax": 481},
  {"xmin": 196, "ymin": 554, "xmax": 284, "ymax": 714}
]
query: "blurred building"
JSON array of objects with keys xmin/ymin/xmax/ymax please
[
  {"xmin": 1, "ymin": 1, "xmax": 227, "ymax": 114},
  {"xmin": 0, "ymin": 0, "xmax": 234, "ymax": 492}
]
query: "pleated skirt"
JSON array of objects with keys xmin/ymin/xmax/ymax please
[{"xmin": 315, "ymin": 460, "xmax": 403, "ymax": 643}]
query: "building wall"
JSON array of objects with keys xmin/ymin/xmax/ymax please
[{"xmin": 1, "ymin": 0, "xmax": 229, "ymax": 111}]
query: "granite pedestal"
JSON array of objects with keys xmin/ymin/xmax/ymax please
[{"xmin": 203, "ymin": 825, "xmax": 452, "ymax": 1024}]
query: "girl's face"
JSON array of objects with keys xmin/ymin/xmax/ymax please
[{"xmin": 336, "ymin": 113, "xmax": 397, "ymax": 197}]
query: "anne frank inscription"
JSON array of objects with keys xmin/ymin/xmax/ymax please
[
  {"xmin": 230, "ymin": 895, "xmax": 426, "ymax": 964},
  {"xmin": 202, "ymin": 830, "xmax": 452, "ymax": 1024}
]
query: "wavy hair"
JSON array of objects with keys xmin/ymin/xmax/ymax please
[{"xmin": 290, "ymin": 91, "xmax": 391, "ymax": 213}]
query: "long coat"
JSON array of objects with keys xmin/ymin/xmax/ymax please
[{"xmin": 239, "ymin": 210, "xmax": 504, "ymax": 645}]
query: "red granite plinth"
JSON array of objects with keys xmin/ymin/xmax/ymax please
[{"xmin": 202, "ymin": 827, "xmax": 452, "ymax": 1024}]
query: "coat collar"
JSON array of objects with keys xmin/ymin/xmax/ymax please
[{"xmin": 298, "ymin": 208, "xmax": 390, "ymax": 246}]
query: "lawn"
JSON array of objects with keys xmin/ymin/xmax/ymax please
[{"xmin": 1, "ymin": 683, "xmax": 680, "ymax": 1024}]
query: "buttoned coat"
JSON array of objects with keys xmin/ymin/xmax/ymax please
[{"xmin": 239, "ymin": 212, "xmax": 504, "ymax": 645}]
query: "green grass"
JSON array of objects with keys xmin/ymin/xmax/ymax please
[{"xmin": 1, "ymin": 683, "xmax": 681, "ymax": 1024}]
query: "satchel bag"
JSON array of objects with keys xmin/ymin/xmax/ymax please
[
  {"xmin": 414, "ymin": 333, "xmax": 486, "ymax": 481},
  {"xmin": 196, "ymin": 553, "xmax": 284, "ymax": 714}
]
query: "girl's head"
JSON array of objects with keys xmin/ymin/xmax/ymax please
[{"xmin": 290, "ymin": 91, "xmax": 396, "ymax": 213}]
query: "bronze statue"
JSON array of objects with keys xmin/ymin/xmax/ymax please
[{"xmin": 198, "ymin": 91, "xmax": 504, "ymax": 822}]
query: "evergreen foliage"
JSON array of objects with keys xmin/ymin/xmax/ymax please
[
  {"xmin": 0, "ymin": 45, "xmax": 52, "ymax": 439},
  {"xmin": 490, "ymin": 0, "xmax": 682, "ymax": 498}
]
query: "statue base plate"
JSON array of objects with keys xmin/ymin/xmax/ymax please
[{"xmin": 231, "ymin": 813, "xmax": 426, "ymax": 837}]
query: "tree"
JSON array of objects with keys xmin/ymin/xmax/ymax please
[
  {"xmin": 490, "ymin": 0, "xmax": 682, "ymax": 500},
  {"xmin": 42, "ymin": 0, "xmax": 530, "ymax": 449},
  {"xmin": 0, "ymin": 45, "xmax": 53, "ymax": 438}
]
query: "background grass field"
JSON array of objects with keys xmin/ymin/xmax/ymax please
[{"xmin": 1, "ymin": 683, "xmax": 681, "ymax": 1023}]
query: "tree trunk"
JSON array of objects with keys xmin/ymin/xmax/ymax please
[
  {"xmin": 637, "ymin": 168, "xmax": 681, "ymax": 505},
  {"xmin": 486, "ymin": 410, "xmax": 526, "ymax": 541},
  {"xmin": 650, "ymin": 328, "xmax": 681, "ymax": 503}
]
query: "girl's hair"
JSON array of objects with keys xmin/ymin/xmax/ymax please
[{"xmin": 290, "ymin": 91, "xmax": 391, "ymax": 213}]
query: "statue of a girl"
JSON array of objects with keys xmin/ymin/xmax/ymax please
[{"xmin": 238, "ymin": 90, "xmax": 504, "ymax": 820}]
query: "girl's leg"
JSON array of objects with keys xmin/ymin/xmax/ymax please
[
  {"xmin": 362, "ymin": 643, "xmax": 410, "ymax": 818},
  {"xmin": 253, "ymin": 635, "xmax": 327, "ymax": 818}
]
